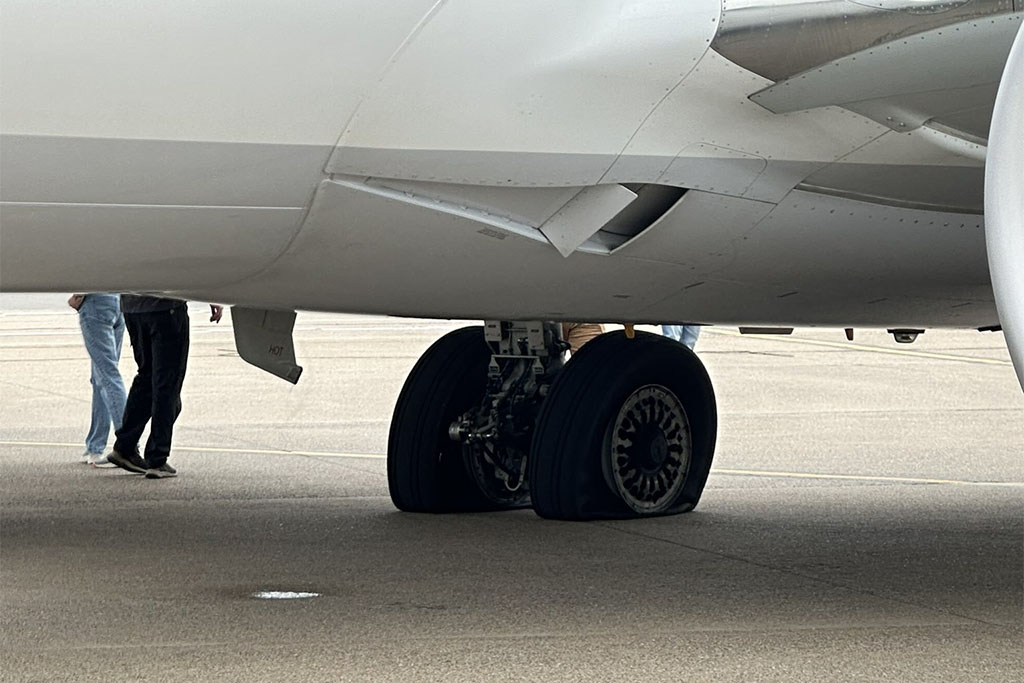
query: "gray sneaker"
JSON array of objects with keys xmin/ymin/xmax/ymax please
[
  {"xmin": 145, "ymin": 463, "xmax": 177, "ymax": 479},
  {"xmin": 107, "ymin": 450, "xmax": 147, "ymax": 474},
  {"xmin": 87, "ymin": 453, "xmax": 113, "ymax": 467}
]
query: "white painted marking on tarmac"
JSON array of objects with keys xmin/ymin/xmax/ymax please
[
  {"xmin": 251, "ymin": 591, "xmax": 320, "ymax": 600},
  {"xmin": 2, "ymin": 440, "xmax": 1021, "ymax": 488},
  {"xmin": 172, "ymin": 444, "xmax": 389, "ymax": 459},
  {"xmin": 708, "ymin": 329, "xmax": 1014, "ymax": 367},
  {"xmin": 712, "ymin": 468, "xmax": 1024, "ymax": 487}
]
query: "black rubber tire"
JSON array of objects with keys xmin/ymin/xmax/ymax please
[
  {"xmin": 529, "ymin": 330, "xmax": 717, "ymax": 521},
  {"xmin": 387, "ymin": 326, "xmax": 505, "ymax": 513}
]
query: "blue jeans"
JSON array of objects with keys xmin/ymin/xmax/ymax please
[
  {"xmin": 79, "ymin": 294, "xmax": 127, "ymax": 454},
  {"xmin": 661, "ymin": 324, "xmax": 701, "ymax": 350}
]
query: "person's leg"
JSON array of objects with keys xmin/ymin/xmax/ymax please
[
  {"xmin": 661, "ymin": 324, "xmax": 700, "ymax": 351},
  {"xmin": 81, "ymin": 310, "xmax": 127, "ymax": 437},
  {"xmin": 79, "ymin": 312, "xmax": 112, "ymax": 455},
  {"xmin": 562, "ymin": 322, "xmax": 604, "ymax": 354},
  {"xmin": 661, "ymin": 325, "xmax": 683, "ymax": 341},
  {"xmin": 679, "ymin": 325, "xmax": 701, "ymax": 351},
  {"xmin": 111, "ymin": 312, "xmax": 127, "ymax": 429},
  {"xmin": 143, "ymin": 307, "xmax": 190, "ymax": 469},
  {"xmin": 113, "ymin": 313, "xmax": 153, "ymax": 457},
  {"xmin": 83, "ymin": 365, "xmax": 109, "ymax": 455}
]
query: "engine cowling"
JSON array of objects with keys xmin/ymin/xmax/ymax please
[{"xmin": 985, "ymin": 21, "xmax": 1024, "ymax": 393}]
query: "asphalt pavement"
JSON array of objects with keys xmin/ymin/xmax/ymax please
[{"xmin": 1, "ymin": 299, "xmax": 1021, "ymax": 682}]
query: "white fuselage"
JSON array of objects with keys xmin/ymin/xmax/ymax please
[{"xmin": 0, "ymin": 1, "xmax": 1008, "ymax": 328}]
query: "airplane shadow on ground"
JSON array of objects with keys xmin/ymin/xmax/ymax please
[{"xmin": 2, "ymin": 454, "xmax": 1019, "ymax": 633}]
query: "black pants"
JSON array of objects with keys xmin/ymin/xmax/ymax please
[{"xmin": 114, "ymin": 307, "xmax": 190, "ymax": 468}]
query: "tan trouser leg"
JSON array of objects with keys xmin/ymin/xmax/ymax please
[{"xmin": 561, "ymin": 323, "xmax": 604, "ymax": 354}]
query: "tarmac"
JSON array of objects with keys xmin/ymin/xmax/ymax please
[{"xmin": 1, "ymin": 294, "xmax": 1021, "ymax": 682}]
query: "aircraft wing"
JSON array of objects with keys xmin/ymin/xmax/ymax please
[{"xmin": 748, "ymin": 15, "xmax": 1019, "ymax": 142}]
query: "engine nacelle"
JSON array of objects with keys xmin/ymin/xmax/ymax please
[{"xmin": 985, "ymin": 20, "xmax": 1024, "ymax": 392}]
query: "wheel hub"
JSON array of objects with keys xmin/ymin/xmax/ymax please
[
  {"xmin": 465, "ymin": 439, "xmax": 530, "ymax": 506},
  {"xmin": 607, "ymin": 384, "xmax": 691, "ymax": 513}
]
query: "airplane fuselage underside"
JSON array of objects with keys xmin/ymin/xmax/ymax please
[
  {"xmin": 0, "ymin": 132, "xmax": 996, "ymax": 328},
  {"xmin": 3, "ymin": 1, "xmax": 1019, "ymax": 330}
]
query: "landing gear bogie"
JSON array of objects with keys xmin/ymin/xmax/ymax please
[{"xmin": 387, "ymin": 325, "xmax": 718, "ymax": 521}]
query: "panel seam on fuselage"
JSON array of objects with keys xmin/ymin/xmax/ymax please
[
  {"xmin": 0, "ymin": 201, "xmax": 301, "ymax": 211},
  {"xmin": 215, "ymin": 1, "xmax": 452, "ymax": 300},
  {"xmin": 594, "ymin": 3, "xmax": 724, "ymax": 186}
]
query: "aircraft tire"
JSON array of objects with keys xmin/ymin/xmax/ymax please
[
  {"xmin": 388, "ymin": 326, "xmax": 502, "ymax": 513},
  {"xmin": 529, "ymin": 330, "xmax": 717, "ymax": 521}
]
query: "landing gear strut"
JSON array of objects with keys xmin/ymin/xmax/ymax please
[
  {"xmin": 387, "ymin": 324, "xmax": 717, "ymax": 520},
  {"xmin": 448, "ymin": 321, "xmax": 565, "ymax": 507}
]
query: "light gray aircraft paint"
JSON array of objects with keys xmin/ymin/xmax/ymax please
[
  {"xmin": 986, "ymin": 20, "xmax": 1024, "ymax": 389},
  {"xmin": 1, "ymin": 0, "xmax": 1021, "ymax": 389}
]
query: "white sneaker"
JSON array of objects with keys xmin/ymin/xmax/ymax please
[
  {"xmin": 80, "ymin": 451, "xmax": 97, "ymax": 464},
  {"xmin": 87, "ymin": 453, "xmax": 113, "ymax": 467}
]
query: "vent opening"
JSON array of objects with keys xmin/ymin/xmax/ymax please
[{"xmin": 587, "ymin": 184, "xmax": 687, "ymax": 251}]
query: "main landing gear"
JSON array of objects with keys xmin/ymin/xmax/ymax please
[{"xmin": 387, "ymin": 322, "xmax": 717, "ymax": 521}]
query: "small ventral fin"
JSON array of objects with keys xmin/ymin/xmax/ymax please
[{"xmin": 231, "ymin": 307, "xmax": 303, "ymax": 384}]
